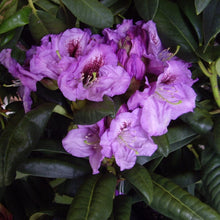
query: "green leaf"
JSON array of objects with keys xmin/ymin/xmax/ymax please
[
  {"xmin": 154, "ymin": 0, "xmax": 198, "ymax": 62},
  {"xmin": 203, "ymin": 0, "xmax": 220, "ymax": 50},
  {"xmin": 178, "ymin": 0, "xmax": 203, "ymax": 44},
  {"xmin": 100, "ymin": 0, "xmax": 117, "ymax": 8},
  {"xmin": 216, "ymin": 57, "xmax": 220, "ymax": 77},
  {"xmin": 122, "ymin": 164, "xmax": 153, "ymax": 204},
  {"xmin": 112, "ymin": 195, "xmax": 132, "ymax": 220},
  {"xmin": 0, "ymin": 6, "xmax": 31, "ymax": 34},
  {"xmin": 73, "ymin": 96, "xmax": 115, "ymax": 125},
  {"xmin": 134, "ymin": 0, "xmax": 159, "ymax": 21},
  {"xmin": 67, "ymin": 173, "xmax": 117, "ymax": 220},
  {"xmin": 0, "ymin": 103, "xmax": 55, "ymax": 187},
  {"xmin": 29, "ymin": 10, "xmax": 68, "ymax": 42},
  {"xmin": 18, "ymin": 157, "xmax": 91, "ymax": 178},
  {"xmin": 34, "ymin": 0, "xmax": 59, "ymax": 15},
  {"xmin": 213, "ymin": 116, "xmax": 220, "ymax": 154},
  {"xmin": 195, "ymin": 0, "xmax": 212, "ymax": 15},
  {"xmin": 109, "ymin": 0, "xmax": 132, "ymax": 16},
  {"xmin": 180, "ymin": 107, "xmax": 213, "ymax": 134},
  {"xmin": 150, "ymin": 173, "xmax": 220, "ymax": 220},
  {"xmin": 0, "ymin": 0, "xmax": 18, "ymax": 23},
  {"xmin": 202, "ymin": 155, "xmax": 220, "ymax": 212},
  {"xmin": 62, "ymin": 0, "xmax": 113, "ymax": 28},
  {"xmin": 137, "ymin": 123, "xmax": 198, "ymax": 165},
  {"xmin": 196, "ymin": 45, "xmax": 220, "ymax": 63},
  {"xmin": 152, "ymin": 134, "xmax": 169, "ymax": 157}
]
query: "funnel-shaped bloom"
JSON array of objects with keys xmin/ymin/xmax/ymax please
[
  {"xmin": 100, "ymin": 108, "xmax": 157, "ymax": 171},
  {"xmin": 62, "ymin": 120, "xmax": 105, "ymax": 174},
  {"xmin": 58, "ymin": 44, "xmax": 131, "ymax": 101},
  {"xmin": 128, "ymin": 60, "xmax": 196, "ymax": 136}
]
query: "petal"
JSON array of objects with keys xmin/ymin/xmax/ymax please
[
  {"xmin": 140, "ymin": 96, "xmax": 172, "ymax": 136},
  {"xmin": 89, "ymin": 148, "xmax": 104, "ymax": 174},
  {"xmin": 62, "ymin": 127, "xmax": 94, "ymax": 157},
  {"xmin": 142, "ymin": 20, "xmax": 162, "ymax": 56}
]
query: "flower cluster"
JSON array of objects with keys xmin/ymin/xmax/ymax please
[{"xmin": 0, "ymin": 20, "xmax": 196, "ymax": 173}]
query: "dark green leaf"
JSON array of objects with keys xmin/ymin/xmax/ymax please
[
  {"xmin": 67, "ymin": 173, "xmax": 117, "ymax": 220},
  {"xmin": 195, "ymin": 0, "xmax": 212, "ymax": 15},
  {"xmin": 112, "ymin": 195, "xmax": 132, "ymax": 220},
  {"xmin": 0, "ymin": 6, "xmax": 31, "ymax": 34},
  {"xmin": 178, "ymin": 0, "xmax": 203, "ymax": 44},
  {"xmin": 109, "ymin": 0, "xmax": 132, "ymax": 16},
  {"xmin": 202, "ymin": 155, "xmax": 220, "ymax": 212},
  {"xmin": 180, "ymin": 107, "xmax": 213, "ymax": 134},
  {"xmin": 34, "ymin": 0, "xmax": 59, "ymax": 15},
  {"xmin": 134, "ymin": 0, "xmax": 159, "ymax": 21},
  {"xmin": 122, "ymin": 164, "xmax": 153, "ymax": 204},
  {"xmin": 100, "ymin": 0, "xmax": 117, "ymax": 8},
  {"xmin": 0, "ymin": 0, "xmax": 18, "ymax": 23},
  {"xmin": 137, "ymin": 123, "xmax": 198, "ymax": 164},
  {"xmin": 154, "ymin": 0, "xmax": 198, "ymax": 62},
  {"xmin": 213, "ymin": 116, "xmax": 220, "ymax": 154},
  {"xmin": 18, "ymin": 157, "xmax": 91, "ymax": 178},
  {"xmin": 29, "ymin": 10, "xmax": 68, "ymax": 42},
  {"xmin": 150, "ymin": 173, "xmax": 220, "ymax": 220},
  {"xmin": 0, "ymin": 103, "xmax": 55, "ymax": 186},
  {"xmin": 196, "ymin": 45, "xmax": 220, "ymax": 63},
  {"xmin": 62, "ymin": 0, "xmax": 113, "ymax": 28},
  {"xmin": 33, "ymin": 139, "xmax": 67, "ymax": 154},
  {"xmin": 152, "ymin": 134, "xmax": 169, "ymax": 157},
  {"xmin": 73, "ymin": 96, "xmax": 115, "ymax": 125},
  {"xmin": 203, "ymin": 0, "xmax": 220, "ymax": 50},
  {"xmin": 0, "ymin": 30, "xmax": 15, "ymax": 47}
]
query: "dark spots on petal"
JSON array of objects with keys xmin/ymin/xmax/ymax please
[
  {"xmin": 82, "ymin": 57, "xmax": 103, "ymax": 87},
  {"xmin": 160, "ymin": 74, "xmax": 176, "ymax": 85},
  {"xmin": 68, "ymin": 40, "xmax": 80, "ymax": 57}
]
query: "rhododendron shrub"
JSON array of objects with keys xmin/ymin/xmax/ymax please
[
  {"xmin": 1, "ymin": 1, "xmax": 219, "ymax": 218},
  {"xmin": 0, "ymin": 20, "xmax": 196, "ymax": 173}
]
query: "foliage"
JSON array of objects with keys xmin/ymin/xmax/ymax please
[{"xmin": 0, "ymin": 0, "xmax": 220, "ymax": 219}]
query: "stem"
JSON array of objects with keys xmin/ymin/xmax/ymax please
[
  {"xmin": 28, "ymin": 0, "xmax": 37, "ymax": 15},
  {"xmin": 209, "ymin": 68, "xmax": 220, "ymax": 108},
  {"xmin": 198, "ymin": 59, "xmax": 211, "ymax": 77}
]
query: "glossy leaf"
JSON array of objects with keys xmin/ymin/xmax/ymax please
[
  {"xmin": 154, "ymin": 0, "xmax": 198, "ymax": 61},
  {"xmin": 34, "ymin": 0, "xmax": 59, "ymax": 15},
  {"xmin": 100, "ymin": 0, "xmax": 117, "ymax": 8},
  {"xmin": 62, "ymin": 0, "xmax": 113, "ymax": 28},
  {"xmin": 18, "ymin": 157, "xmax": 91, "ymax": 179},
  {"xmin": 180, "ymin": 107, "xmax": 213, "ymax": 134},
  {"xmin": 0, "ymin": 0, "xmax": 18, "ymax": 23},
  {"xmin": 0, "ymin": 103, "xmax": 55, "ymax": 187},
  {"xmin": 196, "ymin": 45, "xmax": 220, "ymax": 63},
  {"xmin": 29, "ymin": 10, "xmax": 67, "ymax": 42},
  {"xmin": 203, "ymin": 0, "xmax": 220, "ymax": 50},
  {"xmin": 122, "ymin": 164, "xmax": 153, "ymax": 204},
  {"xmin": 73, "ymin": 96, "xmax": 115, "ymax": 125},
  {"xmin": 0, "ymin": 6, "xmax": 31, "ymax": 34},
  {"xmin": 178, "ymin": 0, "xmax": 203, "ymax": 44},
  {"xmin": 195, "ymin": 0, "xmax": 212, "ymax": 15},
  {"xmin": 137, "ymin": 123, "xmax": 198, "ymax": 165},
  {"xmin": 134, "ymin": 0, "xmax": 159, "ymax": 21},
  {"xmin": 67, "ymin": 173, "xmax": 117, "ymax": 220},
  {"xmin": 152, "ymin": 134, "xmax": 169, "ymax": 157},
  {"xmin": 109, "ymin": 0, "xmax": 132, "ymax": 16},
  {"xmin": 213, "ymin": 116, "xmax": 220, "ymax": 154},
  {"xmin": 112, "ymin": 195, "xmax": 132, "ymax": 220},
  {"xmin": 150, "ymin": 173, "xmax": 220, "ymax": 220},
  {"xmin": 202, "ymin": 155, "xmax": 220, "ymax": 212}
]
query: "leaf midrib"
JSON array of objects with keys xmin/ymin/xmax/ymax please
[{"xmin": 152, "ymin": 179, "xmax": 203, "ymax": 220}]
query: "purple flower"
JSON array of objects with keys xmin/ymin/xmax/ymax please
[
  {"xmin": 62, "ymin": 120, "xmax": 105, "ymax": 174},
  {"xmin": 0, "ymin": 49, "xmax": 40, "ymax": 112},
  {"xmin": 100, "ymin": 108, "xmax": 157, "ymax": 171},
  {"xmin": 128, "ymin": 60, "xmax": 196, "ymax": 136},
  {"xmin": 58, "ymin": 44, "xmax": 131, "ymax": 101}
]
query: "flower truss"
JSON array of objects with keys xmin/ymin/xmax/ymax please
[{"xmin": 0, "ymin": 19, "xmax": 196, "ymax": 173}]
